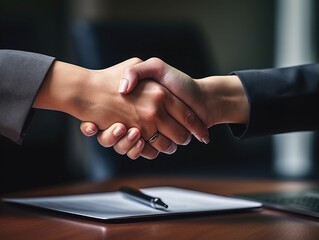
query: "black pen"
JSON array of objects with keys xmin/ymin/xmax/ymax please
[{"xmin": 120, "ymin": 186, "xmax": 168, "ymax": 210}]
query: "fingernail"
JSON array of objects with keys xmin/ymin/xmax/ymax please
[
  {"xmin": 136, "ymin": 139, "xmax": 144, "ymax": 149},
  {"xmin": 193, "ymin": 134, "xmax": 210, "ymax": 144},
  {"xmin": 201, "ymin": 136, "xmax": 210, "ymax": 144},
  {"xmin": 113, "ymin": 126, "xmax": 125, "ymax": 137},
  {"xmin": 184, "ymin": 134, "xmax": 192, "ymax": 145},
  {"xmin": 118, "ymin": 78, "xmax": 129, "ymax": 93},
  {"xmin": 86, "ymin": 126, "xmax": 96, "ymax": 136},
  {"xmin": 167, "ymin": 143, "xmax": 177, "ymax": 154},
  {"xmin": 128, "ymin": 129, "xmax": 138, "ymax": 141}
]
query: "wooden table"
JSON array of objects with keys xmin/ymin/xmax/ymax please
[{"xmin": 1, "ymin": 176, "xmax": 319, "ymax": 240}]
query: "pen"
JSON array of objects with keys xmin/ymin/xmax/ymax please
[{"xmin": 120, "ymin": 186, "xmax": 168, "ymax": 210}]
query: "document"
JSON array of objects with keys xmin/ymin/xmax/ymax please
[{"xmin": 2, "ymin": 186, "xmax": 262, "ymax": 221}]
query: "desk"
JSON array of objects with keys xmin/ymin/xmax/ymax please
[{"xmin": 1, "ymin": 177, "xmax": 319, "ymax": 240}]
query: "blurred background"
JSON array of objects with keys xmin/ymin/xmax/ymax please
[{"xmin": 0, "ymin": 0, "xmax": 318, "ymax": 194}]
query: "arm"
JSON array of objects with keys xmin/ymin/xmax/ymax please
[
  {"xmin": 0, "ymin": 50, "xmax": 146, "ymax": 158},
  {"xmin": 119, "ymin": 58, "xmax": 319, "ymax": 138},
  {"xmin": 230, "ymin": 64, "xmax": 319, "ymax": 138},
  {"xmin": 35, "ymin": 58, "xmax": 208, "ymax": 159},
  {"xmin": 85, "ymin": 58, "xmax": 249, "ymax": 156},
  {"xmin": 1, "ymin": 51, "xmax": 208, "ymax": 160},
  {"xmin": 0, "ymin": 50, "xmax": 55, "ymax": 144},
  {"xmin": 118, "ymin": 58, "xmax": 249, "ymax": 128},
  {"xmin": 97, "ymin": 59, "xmax": 319, "ymax": 155}
]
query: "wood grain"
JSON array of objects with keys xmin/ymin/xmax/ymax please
[{"xmin": 1, "ymin": 177, "xmax": 318, "ymax": 240}]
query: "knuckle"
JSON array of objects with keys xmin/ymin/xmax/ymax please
[
  {"xmin": 142, "ymin": 109, "xmax": 159, "ymax": 122},
  {"xmin": 148, "ymin": 57, "xmax": 163, "ymax": 65},
  {"xmin": 185, "ymin": 111, "xmax": 196, "ymax": 127},
  {"xmin": 129, "ymin": 57, "xmax": 143, "ymax": 64},
  {"xmin": 151, "ymin": 85, "xmax": 167, "ymax": 101}
]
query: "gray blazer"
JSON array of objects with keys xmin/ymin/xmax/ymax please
[
  {"xmin": 0, "ymin": 50, "xmax": 55, "ymax": 143},
  {"xmin": 230, "ymin": 63, "xmax": 319, "ymax": 138}
]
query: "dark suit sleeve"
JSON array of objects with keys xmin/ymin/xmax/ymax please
[
  {"xmin": 228, "ymin": 63, "xmax": 319, "ymax": 139},
  {"xmin": 0, "ymin": 50, "xmax": 55, "ymax": 144}
]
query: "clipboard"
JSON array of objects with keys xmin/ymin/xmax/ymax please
[{"xmin": 2, "ymin": 186, "xmax": 262, "ymax": 221}]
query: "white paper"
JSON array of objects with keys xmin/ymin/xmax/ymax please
[{"xmin": 2, "ymin": 186, "xmax": 262, "ymax": 220}]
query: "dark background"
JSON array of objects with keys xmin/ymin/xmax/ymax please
[{"xmin": 0, "ymin": 0, "xmax": 318, "ymax": 194}]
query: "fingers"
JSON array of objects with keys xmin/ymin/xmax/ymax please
[
  {"xmin": 140, "ymin": 134, "xmax": 178, "ymax": 160},
  {"xmin": 123, "ymin": 138, "xmax": 145, "ymax": 160},
  {"xmin": 95, "ymin": 125, "xmax": 157, "ymax": 160},
  {"xmin": 96, "ymin": 123, "xmax": 127, "ymax": 147},
  {"xmin": 140, "ymin": 143, "xmax": 160, "ymax": 160},
  {"xmin": 146, "ymin": 132, "xmax": 178, "ymax": 154},
  {"xmin": 119, "ymin": 58, "xmax": 210, "ymax": 143},
  {"xmin": 114, "ymin": 131, "xmax": 177, "ymax": 160},
  {"xmin": 112, "ymin": 128, "xmax": 142, "ymax": 155},
  {"xmin": 81, "ymin": 121, "xmax": 177, "ymax": 160},
  {"xmin": 164, "ymin": 93, "xmax": 210, "ymax": 144},
  {"xmin": 80, "ymin": 122, "xmax": 99, "ymax": 136},
  {"xmin": 152, "ymin": 113, "xmax": 193, "ymax": 146},
  {"xmin": 111, "ymin": 130, "xmax": 172, "ymax": 160},
  {"xmin": 92, "ymin": 124, "xmax": 143, "ymax": 159},
  {"xmin": 145, "ymin": 85, "xmax": 208, "ymax": 145},
  {"xmin": 100, "ymin": 126, "xmax": 177, "ymax": 160},
  {"xmin": 119, "ymin": 57, "xmax": 167, "ymax": 94},
  {"xmin": 81, "ymin": 57, "xmax": 209, "ymax": 160}
]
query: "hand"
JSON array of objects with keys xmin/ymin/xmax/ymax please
[
  {"xmin": 80, "ymin": 58, "xmax": 250, "ymax": 159},
  {"xmin": 98, "ymin": 57, "xmax": 249, "ymax": 158},
  {"xmin": 118, "ymin": 58, "xmax": 211, "ymax": 129},
  {"xmin": 119, "ymin": 57, "xmax": 249, "ymax": 128},
  {"xmin": 79, "ymin": 58, "xmax": 210, "ymax": 159},
  {"xmin": 80, "ymin": 122, "xmax": 165, "ymax": 160},
  {"xmin": 81, "ymin": 57, "xmax": 250, "ymax": 159},
  {"xmin": 78, "ymin": 70, "xmax": 199, "ymax": 159},
  {"xmin": 34, "ymin": 57, "xmax": 208, "ymax": 159}
]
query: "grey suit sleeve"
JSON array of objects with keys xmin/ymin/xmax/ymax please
[
  {"xmin": 0, "ymin": 50, "xmax": 55, "ymax": 144},
  {"xmin": 228, "ymin": 63, "xmax": 319, "ymax": 139}
]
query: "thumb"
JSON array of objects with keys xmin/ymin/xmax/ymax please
[
  {"xmin": 80, "ymin": 122, "xmax": 98, "ymax": 137},
  {"xmin": 118, "ymin": 67, "xmax": 140, "ymax": 94},
  {"xmin": 118, "ymin": 58, "xmax": 167, "ymax": 94}
]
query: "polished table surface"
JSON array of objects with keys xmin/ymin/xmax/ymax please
[{"xmin": 1, "ymin": 176, "xmax": 319, "ymax": 240}]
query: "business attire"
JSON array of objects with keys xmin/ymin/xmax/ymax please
[
  {"xmin": 0, "ymin": 49, "xmax": 55, "ymax": 144},
  {"xmin": 229, "ymin": 63, "xmax": 319, "ymax": 138}
]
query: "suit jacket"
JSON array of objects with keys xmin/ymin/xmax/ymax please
[
  {"xmin": 0, "ymin": 50, "xmax": 55, "ymax": 144},
  {"xmin": 229, "ymin": 63, "xmax": 319, "ymax": 139}
]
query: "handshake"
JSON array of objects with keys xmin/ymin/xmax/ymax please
[
  {"xmin": 35, "ymin": 57, "xmax": 249, "ymax": 160},
  {"xmin": 3, "ymin": 50, "xmax": 316, "ymax": 163}
]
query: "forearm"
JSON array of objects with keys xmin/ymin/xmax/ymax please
[
  {"xmin": 196, "ymin": 75, "xmax": 249, "ymax": 127},
  {"xmin": 33, "ymin": 60, "xmax": 91, "ymax": 119},
  {"xmin": 230, "ymin": 63, "xmax": 319, "ymax": 138}
]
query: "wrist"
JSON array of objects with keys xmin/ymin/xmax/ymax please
[
  {"xmin": 225, "ymin": 75, "xmax": 249, "ymax": 124},
  {"xmin": 33, "ymin": 61, "xmax": 91, "ymax": 118},
  {"xmin": 200, "ymin": 75, "xmax": 249, "ymax": 126}
]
